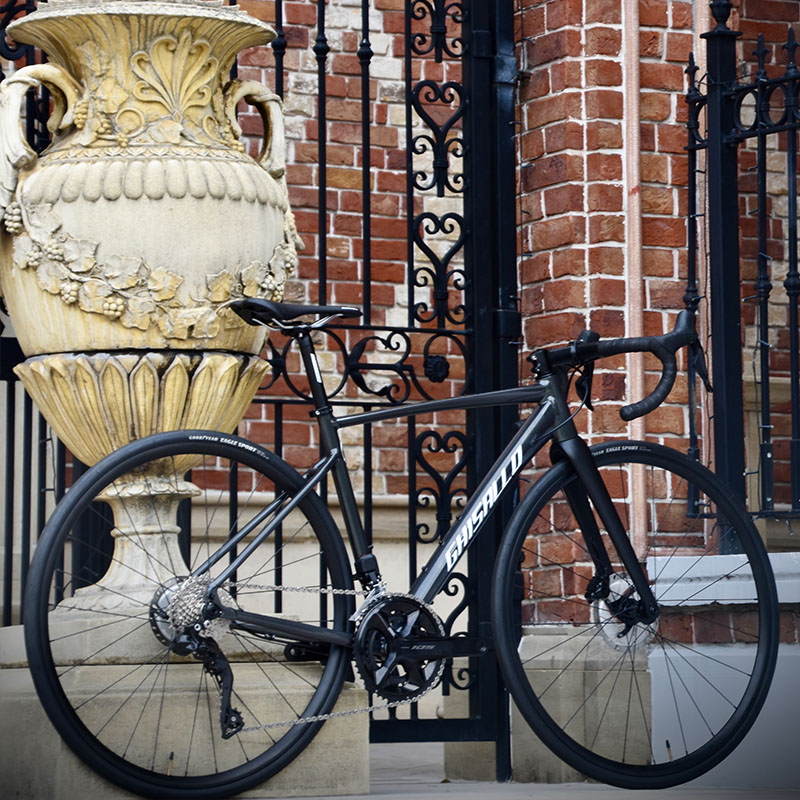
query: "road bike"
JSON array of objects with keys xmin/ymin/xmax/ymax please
[{"xmin": 23, "ymin": 298, "xmax": 779, "ymax": 798}]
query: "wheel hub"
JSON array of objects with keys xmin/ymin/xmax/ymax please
[{"xmin": 592, "ymin": 573, "xmax": 659, "ymax": 650}]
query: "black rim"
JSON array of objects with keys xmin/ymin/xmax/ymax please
[
  {"xmin": 25, "ymin": 432, "xmax": 352, "ymax": 796},
  {"xmin": 493, "ymin": 442, "xmax": 778, "ymax": 788}
]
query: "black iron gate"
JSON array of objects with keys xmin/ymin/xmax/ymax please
[
  {"xmin": 685, "ymin": 1, "xmax": 799, "ymax": 526},
  {"xmin": 250, "ymin": 0, "xmax": 519, "ymax": 770},
  {"xmin": 0, "ymin": 0, "xmax": 520, "ymax": 771}
]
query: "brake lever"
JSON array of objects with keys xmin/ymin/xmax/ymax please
[
  {"xmin": 573, "ymin": 330, "xmax": 600, "ymax": 410},
  {"xmin": 689, "ymin": 339, "xmax": 713, "ymax": 392}
]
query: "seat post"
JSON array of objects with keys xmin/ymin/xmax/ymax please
[{"xmin": 293, "ymin": 330, "xmax": 328, "ymax": 412}]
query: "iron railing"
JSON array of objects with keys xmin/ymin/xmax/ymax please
[
  {"xmin": 686, "ymin": 2, "xmax": 799, "ymax": 521},
  {"xmin": 0, "ymin": 0, "xmax": 520, "ymax": 771}
]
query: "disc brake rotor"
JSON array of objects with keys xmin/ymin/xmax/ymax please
[{"xmin": 592, "ymin": 573, "xmax": 659, "ymax": 650}]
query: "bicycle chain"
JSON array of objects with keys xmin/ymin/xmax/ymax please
[{"xmin": 234, "ymin": 584, "xmax": 444, "ymax": 734}]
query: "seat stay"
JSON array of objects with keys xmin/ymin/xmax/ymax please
[{"xmin": 203, "ymin": 449, "xmax": 341, "ymax": 594}]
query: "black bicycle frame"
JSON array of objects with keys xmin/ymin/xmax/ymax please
[
  {"xmin": 337, "ymin": 388, "xmax": 556, "ymax": 604},
  {"xmin": 207, "ymin": 327, "xmax": 659, "ymax": 645}
]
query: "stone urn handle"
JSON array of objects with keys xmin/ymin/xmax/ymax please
[
  {"xmin": 0, "ymin": 64, "xmax": 81, "ymax": 218},
  {"xmin": 223, "ymin": 80, "xmax": 286, "ymax": 180}
]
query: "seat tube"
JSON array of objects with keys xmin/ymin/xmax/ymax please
[{"xmin": 296, "ymin": 332, "xmax": 375, "ymax": 578}]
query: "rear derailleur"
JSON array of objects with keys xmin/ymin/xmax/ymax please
[{"xmin": 149, "ymin": 578, "xmax": 243, "ymax": 739}]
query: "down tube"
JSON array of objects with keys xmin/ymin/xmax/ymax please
[{"xmin": 411, "ymin": 398, "xmax": 557, "ymax": 604}]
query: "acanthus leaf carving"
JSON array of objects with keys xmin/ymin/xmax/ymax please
[
  {"xmin": 131, "ymin": 31, "xmax": 218, "ymax": 132},
  {"xmin": 23, "ymin": 203, "xmax": 61, "ymax": 241},
  {"xmin": 105, "ymin": 255, "xmax": 145, "ymax": 291},
  {"xmin": 78, "ymin": 277, "xmax": 113, "ymax": 315},
  {"xmin": 206, "ymin": 270, "xmax": 235, "ymax": 303},
  {"xmin": 158, "ymin": 305, "xmax": 208, "ymax": 340},
  {"xmin": 241, "ymin": 260, "xmax": 267, "ymax": 297},
  {"xmin": 35, "ymin": 258, "xmax": 68, "ymax": 294},
  {"xmin": 97, "ymin": 76, "xmax": 130, "ymax": 117},
  {"xmin": 190, "ymin": 306, "xmax": 221, "ymax": 339},
  {"xmin": 121, "ymin": 295, "xmax": 156, "ymax": 332},
  {"xmin": 147, "ymin": 266, "xmax": 183, "ymax": 301},
  {"xmin": 150, "ymin": 119, "xmax": 184, "ymax": 145},
  {"xmin": 61, "ymin": 237, "xmax": 99, "ymax": 274}
]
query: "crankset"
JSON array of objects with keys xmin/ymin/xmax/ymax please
[{"xmin": 353, "ymin": 594, "xmax": 446, "ymax": 701}]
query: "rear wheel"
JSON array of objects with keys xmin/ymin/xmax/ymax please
[
  {"xmin": 492, "ymin": 441, "xmax": 778, "ymax": 788},
  {"xmin": 24, "ymin": 430, "xmax": 353, "ymax": 799}
]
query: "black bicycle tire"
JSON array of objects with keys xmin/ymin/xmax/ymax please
[
  {"xmin": 492, "ymin": 440, "xmax": 779, "ymax": 789},
  {"xmin": 24, "ymin": 429, "xmax": 354, "ymax": 799}
]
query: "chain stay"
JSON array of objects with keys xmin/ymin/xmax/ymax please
[{"xmin": 237, "ymin": 587, "xmax": 444, "ymax": 734}]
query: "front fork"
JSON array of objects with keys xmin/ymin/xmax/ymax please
[{"xmin": 551, "ymin": 437, "xmax": 659, "ymax": 626}]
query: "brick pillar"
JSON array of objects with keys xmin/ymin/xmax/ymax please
[{"xmin": 516, "ymin": 0, "xmax": 697, "ymax": 450}]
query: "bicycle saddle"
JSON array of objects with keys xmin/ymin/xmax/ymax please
[{"xmin": 229, "ymin": 298, "xmax": 361, "ymax": 327}]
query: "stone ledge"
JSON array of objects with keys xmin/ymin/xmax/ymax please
[{"xmin": 0, "ymin": 625, "xmax": 369, "ymax": 799}]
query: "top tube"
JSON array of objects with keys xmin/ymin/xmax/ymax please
[{"xmin": 334, "ymin": 384, "xmax": 548, "ymax": 429}]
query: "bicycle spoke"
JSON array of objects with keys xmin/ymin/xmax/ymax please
[
  {"xmin": 495, "ymin": 442, "xmax": 776, "ymax": 787},
  {"xmin": 29, "ymin": 433, "xmax": 351, "ymax": 790}
]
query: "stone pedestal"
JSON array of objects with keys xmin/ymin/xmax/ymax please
[
  {"xmin": 442, "ymin": 663, "xmax": 496, "ymax": 782},
  {"xmin": 0, "ymin": 624, "xmax": 370, "ymax": 798}
]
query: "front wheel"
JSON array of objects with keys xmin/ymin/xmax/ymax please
[
  {"xmin": 24, "ymin": 430, "xmax": 353, "ymax": 799},
  {"xmin": 492, "ymin": 441, "xmax": 778, "ymax": 789}
]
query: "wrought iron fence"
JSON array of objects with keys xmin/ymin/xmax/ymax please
[
  {"xmin": 685, "ymin": 3, "xmax": 799, "ymax": 526},
  {"xmin": 0, "ymin": 0, "xmax": 520, "ymax": 769}
]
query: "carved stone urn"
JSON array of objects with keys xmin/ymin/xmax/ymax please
[
  {"xmin": 0, "ymin": 0, "xmax": 298, "ymax": 463},
  {"xmin": 0, "ymin": 1, "xmax": 298, "ymax": 612}
]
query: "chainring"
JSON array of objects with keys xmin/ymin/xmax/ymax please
[{"xmin": 353, "ymin": 594, "xmax": 446, "ymax": 702}]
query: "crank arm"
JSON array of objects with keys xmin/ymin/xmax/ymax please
[{"xmin": 393, "ymin": 636, "xmax": 490, "ymax": 660}]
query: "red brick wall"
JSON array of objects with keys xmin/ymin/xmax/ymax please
[
  {"xmin": 515, "ymin": 0, "xmax": 696, "ymax": 456},
  {"xmin": 234, "ymin": 0, "xmax": 468, "ymax": 503},
  {"xmin": 229, "ymin": 1, "xmax": 796, "ymax": 519}
]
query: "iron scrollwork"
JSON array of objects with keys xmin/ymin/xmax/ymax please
[
  {"xmin": 413, "ymin": 211, "xmax": 467, "ymax": 327},
  {"xmin": 411, "ymin": 80, "xmax": 464, "ymax": 197},
  {"xmin": 439, "ymin": 573, "xmax": 475, "ymax": 692},
  {"xmin": 685, "ymin": 14, "xmax": 800, "ymax": 517},
  {"xmin": 413, "ymin": 428, "xmax": 467, "ymax": 543},
  {"xmin": 0, "ymin": 0, "xmax": 29, "ymax": 65},
  {"xmin": 724, "ymin": 30, "xmax": 800, "ymax": 140},
  {"xmin": 685, "ymin": 54, "xmax": 707, "ymax": 150},
  {"xmin": 345, "ymin": 330, "xmax": 415, "ymax": 404},
  {"xmin": 260, "ymin": 327, "xmax": 468, "ymax": 404},
  {"xmin": 409, "ymin": 0, "xmax": 465, "ymax": 62},
  {"xmin": 1, "ymin": 0, "xmax": 51, "ymax": 153}
]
